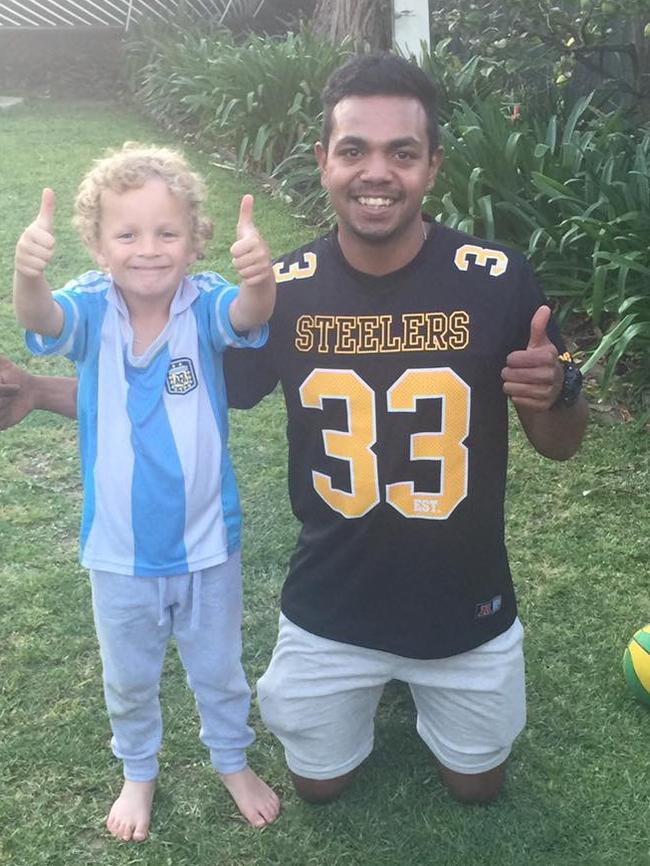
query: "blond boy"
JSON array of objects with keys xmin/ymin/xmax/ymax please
[{"xmin": 13, "ymin": 143, "xmax": 280, "ymax": 840}]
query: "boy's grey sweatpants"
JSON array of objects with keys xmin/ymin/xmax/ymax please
[{"xmin": 90, "ymin": 552, "xmax": 254, "ymax": 782}]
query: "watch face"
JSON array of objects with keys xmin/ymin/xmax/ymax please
[{"xmin": 560, "ymin": 361, "xmax": 583, "ymax": 407}]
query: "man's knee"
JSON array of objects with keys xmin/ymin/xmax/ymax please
[
  {"xmin": 290, "ymin": 768, "xmax": 358, "ymax": 804},
  {"xmin": 437, "ymin": 760, "xmax": 507, "ymax": 805}
]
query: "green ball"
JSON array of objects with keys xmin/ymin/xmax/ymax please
[{"xmin": 623, "ymin": 625, "xmax": 650, "ymax": 706}]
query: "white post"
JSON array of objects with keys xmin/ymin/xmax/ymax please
[
  {"xmin": 393, "ymin": 0, "xmax": 430, "ymax": 60},
  {"xmin": 125, "ymin": 0, "xmax": 134, "ymax": 31}
]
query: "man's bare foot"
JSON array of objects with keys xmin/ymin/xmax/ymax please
[
  {"xmin": 106, "ymin": 779, "xmax": 156, "ymax": 842},
  {"xmin": 220, "ymin": 767, "xmax": 280, "ymax": 828}
]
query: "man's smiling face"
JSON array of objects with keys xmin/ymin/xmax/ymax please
[{"xmin": 315, "ymin": 94, "xmax": 443, "ymax": 269}]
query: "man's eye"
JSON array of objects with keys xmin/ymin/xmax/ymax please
[
  {"xmin": 395, "ymin": 151, "xmax": 415, "ymax": 160},
  {"xmin": 341, "ymin": 148, "xmax": 361, "ymax": 158}
]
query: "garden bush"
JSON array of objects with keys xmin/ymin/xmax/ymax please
[{"xmin": 125, "ymin": 23, "xmax": 350, "ymax": 173}]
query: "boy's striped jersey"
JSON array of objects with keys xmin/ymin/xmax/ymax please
[{"xmin": 27, "ymin": 271, "xmax": 266, "ymax": 577}]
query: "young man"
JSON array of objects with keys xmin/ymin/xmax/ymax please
[{"xmin": 1, "ymin": 54, "xmax": 588, "ymax": 807}]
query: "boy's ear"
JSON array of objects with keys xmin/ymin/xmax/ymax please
[{"xmin": 91, "ymin": 243, "xmax": 109, "ymax": 270}]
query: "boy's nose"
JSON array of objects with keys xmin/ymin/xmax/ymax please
[{"xmin": 138, "ymin": 236, "xmax": 161, "ymax": 256}]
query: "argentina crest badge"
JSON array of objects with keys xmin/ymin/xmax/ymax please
[{"xmin": 166, "ymin": 357, "xmax": 198, "ymax": 395}]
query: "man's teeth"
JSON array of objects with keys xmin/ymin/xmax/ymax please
[{"xmin": 357, "ymin": 196, "xmax": 393, "ymax": 208}]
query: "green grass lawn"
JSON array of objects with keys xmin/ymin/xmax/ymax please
[{"xmin": 1, "ymin": 99, "xmax": 649, "ymax": 866}]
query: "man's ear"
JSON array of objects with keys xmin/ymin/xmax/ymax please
[
  {"xmin": 314, "ymin": 141, "xmax": 328, "ymax": 190},
  {"xmin": 427, "ymin": 146, "xmax": 445, "ymax": 190}
]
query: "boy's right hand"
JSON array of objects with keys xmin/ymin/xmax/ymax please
[{"xmin": 15, "ymin": 188, "xmax": 56, "ymax": 278}]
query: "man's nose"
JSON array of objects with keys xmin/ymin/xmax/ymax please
[{"xmin": 359, "ymin": 152, "xmax": 391, "ymax": 181}]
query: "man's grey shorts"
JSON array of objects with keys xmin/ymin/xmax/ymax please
[{"xmin": 257, "ymin": 614, "xmax": 526, "ymax": 779}]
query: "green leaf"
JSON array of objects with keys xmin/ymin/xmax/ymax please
[
  {"xmin": 561, "ymin": 93, "xmax": 594, "ymax": 146},
  {"xmin": 591, "ymin": 265, "xmax": 610, "ymax": 325},
  {"xmin": 531, "ymin": 172, "xmax": 580, "ymax": 201},
  {"xmin": 478, "ymin": 194, "xmax": 495, "ymax": 239}
]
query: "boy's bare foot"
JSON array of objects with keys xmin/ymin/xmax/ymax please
[
  {"xmin": 106, "ymin": 779, "xmax": 156, "ymax": 842},
  {"xmin": 220, "ymin": 767, "xmax": 280, "ymax": 828}
]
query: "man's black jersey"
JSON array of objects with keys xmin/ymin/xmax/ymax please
[{"xmin": 225, "ymin": 223, "xmax": 564, "ymax": 659}]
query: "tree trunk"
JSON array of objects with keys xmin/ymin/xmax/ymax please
[{"xmin": 311, "ymin": 0, "xmax": 392, "ymax": 51}]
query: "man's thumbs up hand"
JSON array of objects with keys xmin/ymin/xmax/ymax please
[{"xmin": 502, "ymin": 305, "xmax": 563, "ymax": 411}]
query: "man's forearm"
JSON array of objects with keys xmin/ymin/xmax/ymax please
[
  {"xmin": 516, "ymin": 395, "xmax": 589, "ymax": 461},
  {"xmin": 33, "ymin": 374, "xmax": 78, "ymax": 419}
]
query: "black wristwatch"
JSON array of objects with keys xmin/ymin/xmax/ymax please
[{"xmin": 553, "ymin": 352, "xmax": 583, "ymax": 408}]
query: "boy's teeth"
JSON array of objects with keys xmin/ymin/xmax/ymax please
[{"xmin": 358, "ymin": 196, "xmax": 393, "ymax": 207}]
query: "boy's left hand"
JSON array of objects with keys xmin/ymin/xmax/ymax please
[{"xmin": 230, "ymin": 195, "xmax": 273, "ymax": 287}]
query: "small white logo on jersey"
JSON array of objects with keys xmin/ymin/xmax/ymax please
[
  {"xmin": 474, "ymin": 595, "xmax": 503, "ymax": 620},
  {"xmin": 454, "ymin": 244, "xmax": 509, "ymax": 277},
  {"xmin": 413, "ymin": 497, "xmax": 439, "ymax": 514},
  {"xmin": 166, "ymin": 358, "xmax": 198, "ymax": 395}
]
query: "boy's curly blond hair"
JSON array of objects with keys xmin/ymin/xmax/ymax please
[{"xmin": 73, "ymin": 142, "xmax": 213, "ymax": 255}]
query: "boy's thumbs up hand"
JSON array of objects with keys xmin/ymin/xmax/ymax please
[
  {"xmin": 236, "ymin": 193, "xmax": 255, "ymax": 240},
  {"xmin": 501, "ymin": 305, "xmax": 563, "ymax": 411},
  {"xmin": 15, "ymin": 188, "xmax": 57, "ymax": 278},
  {"xmin": 230, "ymin": 194, "xmax": 273, "ymax": 288},
  {"xmin": 36, "ymin": 188, "xmax": 56, "ymax": 232}
]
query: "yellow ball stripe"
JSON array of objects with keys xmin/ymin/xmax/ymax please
[{"xmin": 629, "ymin": 639, "xmax": 650, "ymax": 690}]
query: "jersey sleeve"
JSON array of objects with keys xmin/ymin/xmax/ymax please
[
  {"xmin": 506, "ymin": 257, "xmax": 566, "ymax": 355},
  {"xmin": 192, "ymin": 272, "xmax": 269, "ymax": 352},
  {"xmin": 24, "ymin": 271, "xmax": 106, "ymax": 363},
  {"xmin": 223, "ymin": 337, "xmax": 279, "ymax": 409}
]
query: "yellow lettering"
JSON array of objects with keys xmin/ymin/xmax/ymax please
[
  {"xmin": 448, "ymin": 310, "xmax": 470, "ymax": 350},
  {"xmin": 380, "ymin": 315, "xmax": 401, "ymax": 352},
  {"xmin": 357, "ymin": 316, "xmax": 381, "ymax": 353},
  {"xmin": 426, "ymin": 313, "xmax": 448, "ymax": 351},
  {"xmin": 295, "ymin": 315, "xmax": 315, "ymax": 352},
  {"xmin": 401, "ymin": 313, "xmax": 427, "ymax": 351},
  {"xmin": 334, "ymin": 317, "xmax": 358, "ymax": 354}
]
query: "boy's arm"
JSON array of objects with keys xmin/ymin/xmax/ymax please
[
  {"xmin": 0, "ymin": 356, "xmax": 77, "ymax": 429},
  {"xmin": 13, "ymin": 188, "xmax": 64, "ymax": 338},
  {"xmin": 502, "ymin": 306, "xmax": 588, "ymax": 460},
  {"xmin": 228, "ymin": 195, "xmax": 276, "ymax": 333}
]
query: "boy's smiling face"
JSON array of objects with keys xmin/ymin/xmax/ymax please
[{"xmin": 93, "ymin": 177, "xmax": 198, "ymax": 308}]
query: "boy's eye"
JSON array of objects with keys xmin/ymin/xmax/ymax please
[
  {"xmin": 161, "ymin": 231, "xmax": 178, "ymax": 240},
  {"xmin": 118, "ymin": 232, "xmax": 135, "ymax": 241}
]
